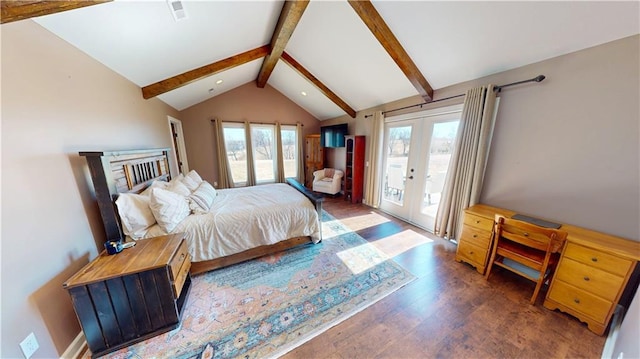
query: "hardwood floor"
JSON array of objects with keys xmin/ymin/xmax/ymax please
[{"xmin": 282, "ymin": 196, "xmax": 607, "ymax": 359}]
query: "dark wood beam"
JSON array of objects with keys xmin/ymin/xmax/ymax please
[
  {"xmin": 1, "ymin": 1, "xmax": 110, "ymax": 24},
  {"xmin": 142, "ymin": 45, "xmax": 270, "ymax": 99},
  {"xmin": 348, "ymin": 0, "xmax": 433, "ymax": 101},
  {"xmin": 281, "ymin": 52, "xmax": 356, "ymax": 118},
  {"xmin": 256, "ymin": 0, "xmax": 309, "ymax": 88}
]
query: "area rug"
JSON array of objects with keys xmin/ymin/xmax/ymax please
[{"xmin": 96, "ymin": 211, "xmax": 416, "ymax": 359}]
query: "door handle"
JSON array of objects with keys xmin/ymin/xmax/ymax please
[{"xmin": 408, "ymin": 176, "xmax": 414, "ymax": 179}]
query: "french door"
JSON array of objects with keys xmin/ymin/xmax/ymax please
[{"xmin": 379, "ymin": 105, "xmax": 462, "ymax": 231}]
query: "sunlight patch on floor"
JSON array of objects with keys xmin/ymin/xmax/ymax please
[
  {"xmin": 338, "ymin": 211, "xmax": 391, "ymax": 232},
  {"xmin": 337, "ymin": 243, "xmax": 390, "ymax": 275},
  {"xmin": 336, "ymin": 229, "xmax": 434, "ymax": 275},
  {"xmin": 371, "ymin": 229, "xmax": 434, "ymax": 258}
]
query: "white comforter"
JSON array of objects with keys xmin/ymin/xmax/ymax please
[{"xmin": 141, "ymin": 183, "xmax": 320, "ymax": 262}]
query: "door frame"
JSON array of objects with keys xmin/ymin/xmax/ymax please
[
  {"xmin": 168, "ymin": 116, "xmax": 189, "ymax": 175},
  {"xmin": 379, "ymin": 104, "xmax": 463, "ymax": 231}
]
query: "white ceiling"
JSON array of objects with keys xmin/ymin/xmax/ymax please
[{"xmin": 34, "ymin": 1, "xmax": 639, "ymax": 121}]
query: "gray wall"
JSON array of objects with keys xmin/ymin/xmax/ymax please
[
  {"xmin": 2, "ymin": 20, "xmax": 180, "ymax": 358},
  {"xmin": 327, "ymin": 35, "xmax": 639, "ymax": 241}
]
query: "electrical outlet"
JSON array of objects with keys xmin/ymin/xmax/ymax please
[{"xmin": 19, "ymin": 332, "xmax": 38, "ymax": 359}]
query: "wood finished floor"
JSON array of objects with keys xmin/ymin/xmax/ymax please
[{"xmin": 282, "ymin": 196, "xmax": 606, "ymax": 359}]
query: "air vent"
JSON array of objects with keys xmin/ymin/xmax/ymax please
[{"xmin": 167, "ymin": 0, "xmax": 188, "ymax": 21}]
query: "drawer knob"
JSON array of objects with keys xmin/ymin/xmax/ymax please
[
  {"xmin": 574, "ymin": 298, "xmax": 581, "ymax": 304},
  {"xmin": 469, "ymin": 251, "xmax": 474, "ymax": 255},
  {"xmin": 583, "ymin": 276, "xmax": 590, "ymax": 282},
  {"xmin": 523, "ymin": 232, "xmax": 529, "ymax": 237},
  {"xmin": 475, "ymin": 220, "xmax": 480, "ymax": 224},
  {"xmin": 472, "ymin": 234, "xmax": 478, "ymax": 238},
  {"xmin": 591, "ymin": 257, "xmax": 598, "ymax": 262}
]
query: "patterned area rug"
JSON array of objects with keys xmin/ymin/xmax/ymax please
[{"xmin": 96, "ymin": 211, "xmax": 416, "ymax": 359}]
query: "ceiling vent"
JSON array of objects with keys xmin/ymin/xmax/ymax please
[{"xmin": 167, "ymin": 0, "xmax": 188, "ymax": 22}]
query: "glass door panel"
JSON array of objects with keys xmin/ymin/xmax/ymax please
[
  {"xmin": 419, "ymin": 121, "xmax": 460, "ymax": 224},
  {"xmin": 383, "ymin": 125, "xmax": 412, "ymax": 205},
  {"xmin": 379, "ymin": 104, "xmax": 462, "ymax": 232}
]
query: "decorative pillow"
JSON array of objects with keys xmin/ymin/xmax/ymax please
[
  {"xmin": 149, "ymin": 187, "xmax": 190, "ymax": 232},
  {"xmin": 181, "ymin": 170, "xmax": 203, "ymax": 192},
  {"xmin": 115, "ymin": 193, "xmax": 156, "ymax": 239},
  {"xmin": 188, "ymin": 181, "xmax": 217, "ymax": 214}
]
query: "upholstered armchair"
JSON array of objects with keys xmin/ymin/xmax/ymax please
[{"xmin": 312, "ymin": 168, "xmax": 344, "ymax": 195}]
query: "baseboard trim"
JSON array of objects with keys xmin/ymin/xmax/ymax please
[{"xmin": 60, "ymin": 332, "xmax": 87, "ymax": 359}]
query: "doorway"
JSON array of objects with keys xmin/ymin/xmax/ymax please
[
  {"xmin": 168, "ymin": 116, "xmax": 189, "ymax": 175},
  {"xmin": 379, "ymin": 104, "xmax": 462, "ymax": 231}
]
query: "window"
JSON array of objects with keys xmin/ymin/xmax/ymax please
[
  {"xmin": 280, "ymin": 125, "xmax": 298, "ymax": 178},
  {"xmin": 222, "ymin": 123, "xmax": 247, "ymax": 186},
  {"xmin": 251, "ymin": 124, "xmax": 276, "ymax": 183}
]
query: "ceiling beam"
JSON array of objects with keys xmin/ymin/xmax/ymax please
[
  {"xmin": 142, "ymin": 45, "xmax": 270, "ymax": 100},
  {"xmin": 1, "ymin": 1, "xmax": 110, "ymax": 24},
  {"xmin": 281, "ymin": 52, "xmax": 356, "ymax": 118},
  {"xmin": 348, "ymin": 0, "xmax": 433, "ymax": 101},
  {"xmin": 256, "ymin": 0, "xmax": 309, "ymax": 88}
]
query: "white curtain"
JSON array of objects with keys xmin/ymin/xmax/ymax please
[
  {"xmin": 275, "ymin": 122, "xmax": 285, "ymax": 183},
  {"xmin": 244, "ymin": 120, "xmax": 256, "ymax": 187},
  {"xmin": 435, "ymin": 84, "xmax": 497, "ymax": 240},
  {"xmin": 364, "ymin": 111, "xmax": 385, "ymax": 207},
  {"xmin": 296, "ymin": 123, "xmax": 305, "ymax": 184},
  {"xmin": 212, "ymin": 118, "xmax": 234, "ymax": 188}
]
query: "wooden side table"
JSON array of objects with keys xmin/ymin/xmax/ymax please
[{"xmin": 64, "ymin": 234, "xmax": 192, "ymax": 358}]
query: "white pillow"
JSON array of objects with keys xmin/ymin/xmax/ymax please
[
  {"xmin": 167, "ymin": 179, "xmax": 191, "ymax": 197},
  {"xmin": 140, "ymin": 180, "xmax": 169, "ymax": 197},
  {"xmin": 115, "ymin": 193, "xmax": 156, "ymax": 239},
  {"xmin": 149, "ymin": 187, "xmax": 190, "ymax": 232},
  {"xmin": 181, "ymin": 170, "xmax": 203, "ymax": 192},
  {"xmin": 188, "ymin": 181, "xmax": 217, "ymax": 214}
]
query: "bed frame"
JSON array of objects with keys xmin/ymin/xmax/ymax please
[{"xmin": 80, "ymin": 149, "xmax": 323, "ymax": 275}]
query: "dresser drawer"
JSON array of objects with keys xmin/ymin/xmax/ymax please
[
  {"xmin": 173, "ymin": 253, "xmax": 191, "ymax": 298},
  {"xmin": 459, "ymin": 225, "xmax": 492, "ymax": 248},
  {"xmin": 463, "ymin": 212, "xmax": 494, "ymax": 231},
  {"xmin": 547, "ymin": 280, "xmax": 611, "ymax": 324},
  {"xmin": 563, "ymin": 243, "xmax": 632, "ymax": 276},
  {"xmin": 457, "ymin": 240, "xmax": 488, "ymax": 268},
  {"xmin": 169, "ymin": 239, "xmax": 189, "ymax": 280},
  {"xmin": 555, "ymin": 258, "xmax": 624, "ymax": 302}
]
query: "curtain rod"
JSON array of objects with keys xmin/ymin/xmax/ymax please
[
  {"xmin": 364, "ymin": 74, "xmax": 546, "ymax": 118},
  {"xmin": 210, "ymin": 119, "xmax": 303, "ymax": 127}
]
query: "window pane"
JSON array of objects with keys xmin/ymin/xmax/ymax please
[
  {"xmin": 222, "ymin": 124, "xmax": 247, "ymax": 186},
  {"xmin": 281, "ymin": 126, "xmax": 297, "ymax": 178},
  {"xmin": 251, "ymin": 124, "xmax": 276, "ymax": 183}
]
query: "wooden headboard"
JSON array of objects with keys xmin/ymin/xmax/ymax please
[{"xmin": 80, "ymin": 148, "xmax": 171, "ymax": 242}]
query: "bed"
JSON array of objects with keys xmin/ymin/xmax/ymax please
[{"xmin": 79, "ymin": 148, "xmax": 323, "ymax": 275}]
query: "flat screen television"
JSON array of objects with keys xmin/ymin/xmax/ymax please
[{"xmin": 321, "ymin": 123, "xmax": 348, "ymax": 148}]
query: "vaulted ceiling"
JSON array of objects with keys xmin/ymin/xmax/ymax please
[{"xmin": 4, "ymin": 1, "xmax": 639, "ymax": 120}]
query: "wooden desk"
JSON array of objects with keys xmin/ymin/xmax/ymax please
[
  {"xmin": 64, "ymin": 234, "xmax": 192, "ymax": 357},
  {"xmin": 455, "ymin": 204, "xmax": 640, "ymax": 335}
]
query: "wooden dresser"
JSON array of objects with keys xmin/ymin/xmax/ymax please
[
  {"xmin": 304, "ymin": 134, "xmax": 324, "ymax": 188},
  {"xmin": 456, "ymin": 204, "xmax": 640, "ymax": 335},
  {"xmin": 64, "ymin": 234, "xmax": 192, "ymax": 357},
  {"xmin": 455, "ymin": 204, "xmax": 514, "ymax": 274}
]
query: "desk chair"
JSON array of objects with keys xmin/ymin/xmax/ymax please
[{"xmin": 485, "ymin": 215, "xmax": 567, "ymax": 304}]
